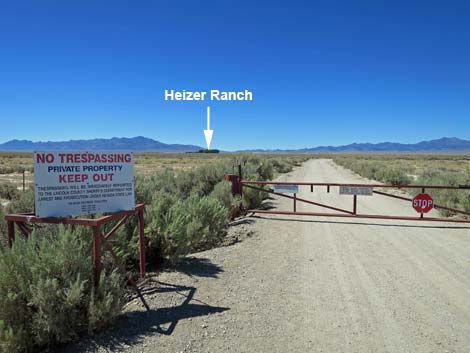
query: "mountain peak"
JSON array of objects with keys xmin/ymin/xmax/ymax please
[
  {"xmin": 0, "ymin": 137, "xmax": 202, "ymax": 152},
  {"xmin": 241, "ymin": 137, "xmax": 470, "ymax": 153}
]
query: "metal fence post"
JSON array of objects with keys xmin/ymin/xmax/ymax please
[
  {"xmin": 7, "ymin": 221, "xmax": 15, "ymax": 247},
  {"xmin": 137, "ymin": 208, "xmax": 146, "ymax": 280},
  {"xmin": 93, "ymin": 225, "xmax": 102, "ymax": 287}
]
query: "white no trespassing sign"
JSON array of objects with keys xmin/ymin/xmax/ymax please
[{"xmin": 34, "ymin": 151, "xmax": 135, "ymax": 217}]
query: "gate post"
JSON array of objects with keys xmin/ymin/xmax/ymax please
[
  {"xmin": 93, "ymin": 225, "xmax": 102, "ymax": 287},
  {"xmin": 225, "ymin": 174, "xmax": 242, "ymax": 196},
  {"xmin": 420, "ymin": 187, "xmax": 425, "ymax": 219}
]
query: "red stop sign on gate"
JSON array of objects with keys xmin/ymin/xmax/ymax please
[{"xmin": 412, "ymin": 193, "xmax": 434, "ymax": 213}]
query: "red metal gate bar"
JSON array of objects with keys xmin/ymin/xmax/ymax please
[
  {"xmin": 373, "ymin": 190, "xmax": 470, "ymax": 217},
  {"xmin": 243, "ymin": 183, "xmax": 354, "ymax": 214},
  {"xmin": 242, "ymin": 180, "xmax": 470, "ymax": 190},
  {"xmin": 248, "ymin": 210, "xmax": 470, "ymax": 223},
  {"xmin": 232, "ymin": 177, "xmax": 470, "ymax": 223}
]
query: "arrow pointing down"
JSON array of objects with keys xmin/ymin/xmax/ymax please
[{"xmin": 204, "ymin": 106, "xmax": 213, "ymax": 149}]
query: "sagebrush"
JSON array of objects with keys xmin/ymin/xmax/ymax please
[{"xmin": 0, "ymin": 226, "xmax": 126, "ymax": 353}]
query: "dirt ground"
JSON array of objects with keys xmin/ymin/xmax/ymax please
[{"xmin": 64, "ymin": 159, "xmax": 470, "ymax": 353}]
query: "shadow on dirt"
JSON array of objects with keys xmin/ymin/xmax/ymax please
[
  {"xmin": 229, "ymin": 218, "xmax": 256, "ymax": 226},
  {"xmin": 60, "ymin": 280, "xmax": 229, "ymax": 353},
  {"xmin": 259, "ymin": 201, "xmax": 276, "ymax": 210},
  {"xmin": 174, "ymin": 257, "xmax": 224, "ymax": 278}
]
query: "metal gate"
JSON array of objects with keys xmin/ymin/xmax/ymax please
[{"xmin": 225, "ymin": 174, "xmax": 470, "ymax": 224}]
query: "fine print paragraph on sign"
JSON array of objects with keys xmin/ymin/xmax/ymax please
[{"xmin": 34, "ymin": 151, "xmax": 135, "ymax": 218}]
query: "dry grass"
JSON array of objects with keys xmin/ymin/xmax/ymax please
[
  {"xmin": 0, "ymin": 152, "xmax": 310, "ymax": 187},
  {"xmin": 1, "ymin": 151, "xmax": 468, "ymax": 186}
]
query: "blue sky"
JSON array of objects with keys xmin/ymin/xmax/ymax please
[{"xmin": 0, "ymin": 0, "xmax": 469, "ymax": 150}]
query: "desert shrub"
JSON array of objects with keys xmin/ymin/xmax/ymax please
[
  {"xmin": 144, "ymin": 191, "xmax": 179, "ymax": 263},
  {"xmin": 242, "ymin": 184, "xmax": 269, "ymax": 210},
  {"xmin": 104, "ymin": 221, "xmax": 140, "ymax": 271},
  {"xmin": 160, "ymin": 204, "xmax": 189, "ymax": 264},
  {"xmin": 175, "ymin": 171, "xmax": 197, "ymax": 199},
  {"xmin": 459, "ymin": 192, "xmax": 470, "ymax": 213},
  {"xmin": 0, "ymin": 166, "xmax": 15, "ymax": 174},
  {"xmin": 134, "ymin": 175, "xmax": 153, "ymax": 205},
  {"xmin": 6, "ymin": 189, "xmax": 34, "ymax": 214},
  {"xmin": 161, "ymin": 195, "xmax": 227, "ymax": 265},
  {"xmin": 376, "ymin": 167, "xmax": 412, "ymax": 185},
  {"xmin": 253, "ymin": 160, "xmax": 274, "ymax": 180},
  {"xmin": 149, "ymin": 170, "xmax": 177, "ymax": 195},
  {"xmin": 210, "ymin": 181, "xmax": 241, "ymax": 220},
  {"xmin": 0, "ymin": 226, "xmax": 126, "ymax": 353},
  {"xmin": 240, "ymin": 157, "xmax": 274, "ymax": 181},
  {"xmin": 190, "ymin": 163, "xmax": 227, "ymax": 197},
  {"xmin": 0, "ymin": 183, "xmax": 20, "ymax": 201},
  {"xmin": 415, "ymin": 169, "xmax": 470, "ymax": 217},
  {"xmin": 0, "ymin": 164, "xmax": 32, "ymax": 175},
  {"xmin": 179, "ymin": 195, "xmax": 227, "ymax": 250},
  {"xmin": 271, "ymin": 159, "xmax": 291, "ymax": 174},
  {"xmin": 334, "ymin": 157, "xmax": 412, "ymax": 185}
]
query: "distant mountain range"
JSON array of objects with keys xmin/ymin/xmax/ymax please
[
  {"xmin": 0, "ymin": 136, "xmax": 202, "ymax": 152},
  {"xmin": 0, "ymin": 136, "xmax": 469, "ymax": 153},
  {"xmin": 243, "ymin": 137, "xmax": 470, "ymax": 153}
]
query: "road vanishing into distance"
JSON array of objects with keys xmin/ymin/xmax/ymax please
[{"xmin": 67, "ymin": 159, "xmax": 470, "ymax": 353}]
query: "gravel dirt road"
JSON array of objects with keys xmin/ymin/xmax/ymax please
[{"xmin": 66, "ymin": 159, "xmax": 470, "ymax": 353}]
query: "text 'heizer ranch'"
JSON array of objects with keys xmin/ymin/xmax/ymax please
[{"xmin": 164, "ymin": 89, "xmax": 253, "ymax": 101}]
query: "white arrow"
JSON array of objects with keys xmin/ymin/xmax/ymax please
[{"xmin": 203, "ymin": 106, "xmax": 213, "ymax": 149}]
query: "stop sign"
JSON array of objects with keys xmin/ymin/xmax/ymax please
[{"xmin": 412, "ymin": 193, "xmax": 434, "ymax": 213}]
